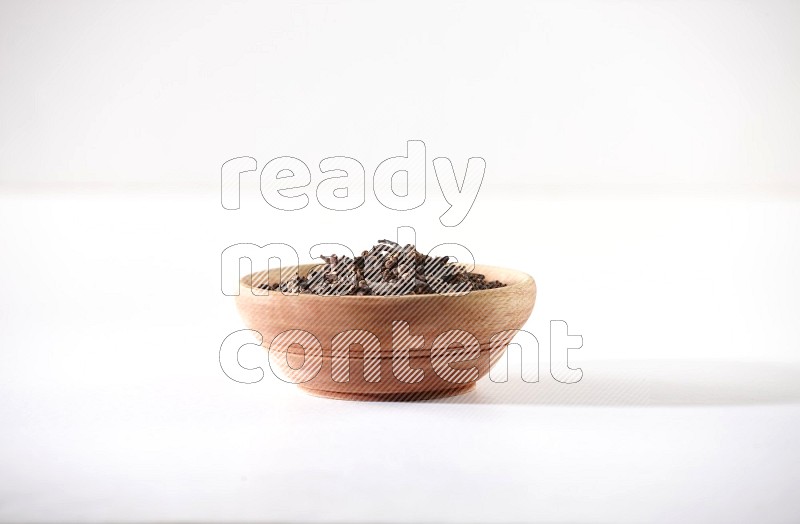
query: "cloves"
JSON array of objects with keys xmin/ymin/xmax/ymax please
[{"xmin": 257, "ymin": 240, "xmax": 506, "ymax": 296}]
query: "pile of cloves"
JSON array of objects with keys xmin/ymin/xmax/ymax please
[{"xmin": 258, "ymin": 239, "xmax": 505, "ymax": 296}]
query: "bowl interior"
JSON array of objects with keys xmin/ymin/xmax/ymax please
[{"xmin": 239, "ymin": 263, "xmax": 533, "ymax": 297}]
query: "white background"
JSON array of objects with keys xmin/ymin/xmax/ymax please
[{"xmin": 2, "ymin": 1, "xmax": 800, "ymax": 523}]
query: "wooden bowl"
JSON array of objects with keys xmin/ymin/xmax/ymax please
[{"xmin": 235, "ymin": 264, "xmax": 536, "ymax": 401}]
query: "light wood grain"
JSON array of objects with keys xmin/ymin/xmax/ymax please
[{"xmin": 235, "ymin": 264, "xmax": 536, "ymax": 400}]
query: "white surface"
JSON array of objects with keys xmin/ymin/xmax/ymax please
[{"xmin": 1, "ymin": 193, "xmax": 800, "ymax": 523}]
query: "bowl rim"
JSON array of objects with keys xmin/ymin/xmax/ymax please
[{"xmin": 238, "ymin": 263, "xmax": 535, "ymax": 300}]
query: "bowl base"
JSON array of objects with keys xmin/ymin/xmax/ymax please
[{"xmin": 298, "ymin": 383, "xmax": 475, "ymax": 402}]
